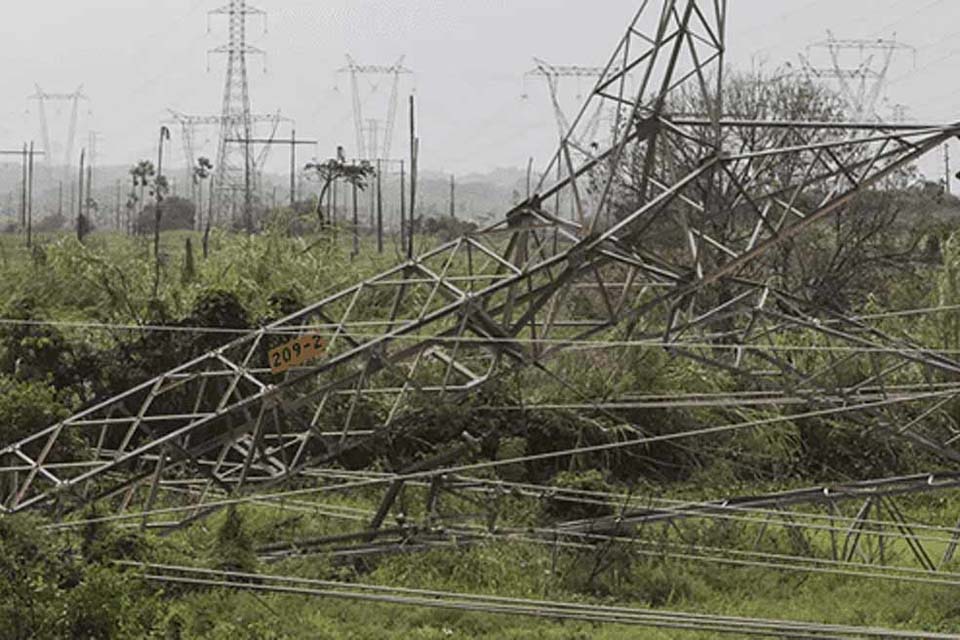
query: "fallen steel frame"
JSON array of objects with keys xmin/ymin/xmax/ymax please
[{"xmin": 4, "ymin": 0, "xmax": 960, "ymax": 613}]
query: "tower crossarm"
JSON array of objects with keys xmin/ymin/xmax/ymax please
[
  {"xmin": 525, "ymin": 59, "xmax": 608, "ymax": 79},
  {"xmin": 28, "ymin": 87, "xmax": 88, "ymax": 102},
  {"xmin": 164, "ymin": 110, "xmax": 291, "ymax": 127},
  {"xmin": 809, "ymin": 35, "xmax": 918, "ymax": 54},
  {"xmin": 209, "ymin": 1, "xmax": 264, "ymax": 17},
  {"xmin": 338, "ymin": 61, "xmax": 413, "ymax": 75},
  {"xmin": 338, "ymin": 55, "xmax": 414, "ymax": 159}
]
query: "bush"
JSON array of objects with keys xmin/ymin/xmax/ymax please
[
  {"xmin": 420, "ymin": 216, "xmax": 478, "ymax": 242},
  {"xmin": 33, "ymin": 214, "xmax": 67, "ymax": 233},
  {"xmin": 0, "ymin": 514, "xmax": 160, "ymax": 639},
  {"xmin": 135, "ymin": 196, "xmax": 196, "ymax": 233},
  {"xmin": 212, "ymin": 507, "xmax": 258, "ymax": 573},
  {"xmin": 0, "ymin": 375, "xmax": 73, "ymax": 449},
  {"xmin": 542, "ymin": 470, "xmax": 615, "ymax": 522}
]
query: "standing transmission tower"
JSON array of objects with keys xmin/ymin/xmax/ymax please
[
  {"xmin": 208, "ymin": 0, "xmax": 266, "ymax": 231},
  {"xmin": 28, "ymin": 85, "xmax": 87, "ymax": 179},
  {"xmin": 523, "ymin": 59, "xmax": 612, "ymax": 224},
  {"xmin": 524, "ymin": 58, "xmax": 610, "ymax": 152},
  {"xmin": 339, "ymin": 55, "xmax": 413, "ymax": 161},
  {"xmin": 800, "ymin": 32, "xmax": 915, "ymax": 120},
  {"xmin": 165, "ymin": 109, "xmax": 288, "ymax": 204}
]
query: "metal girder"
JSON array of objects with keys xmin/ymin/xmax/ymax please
[
  {"xmin": 3, "ymin": 0, "xmax": 960, "ymax": 574},
  {"xmin": 246, "ymin": 469, "xmax": 960, "ymax": 586}
]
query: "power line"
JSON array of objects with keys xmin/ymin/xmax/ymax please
[
  {"xmin": 123, "ymin": 562, "xmax": 960, "ymax": 638},
  {"xmin": 31, "ymin": 388, "xmax": 955, "ymax": 528},
  {"xmin": 4, "ymin": 314, "xmax": 960, "ymax": 356},
  {"xmin": 864, "ymin": 0, "xmax": 948, "ymax": 39}
]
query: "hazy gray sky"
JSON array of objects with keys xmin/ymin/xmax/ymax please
[{"xmin": 1, "ymin": 0, "xmax": 958, "ymax": 179}]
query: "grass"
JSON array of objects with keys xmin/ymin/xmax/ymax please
[{"xmin": 3, "ymin": 226, "xmax": 960, "ymax": 638}]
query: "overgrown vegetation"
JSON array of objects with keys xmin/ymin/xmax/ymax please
[{"xmin": 2, "ymin": 68, "xmax": 960, "ymax": 638}]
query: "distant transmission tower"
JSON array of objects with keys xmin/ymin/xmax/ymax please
[
  {"xmin": 28, "ymin": 85, "xmax": 87, "ymax": 179},
  {"xmin": 165, "ymin": 109, "xmax": 286, "ymax": 202},
  {"xmin": 338, "ymin": 56, "xmax": 413, "ymax": 161},
  {"xmin": 208, "ymin": 0, "xmax": 266, "ymax": 231},
  {"xmin": 524, "ymin": 58, "xmax": 609, "ymax": 151},
  {"xmin": 800, "ymin": 32, "xmax": 915, "ymax": 120},
  {"xmin": 523, "ymin": 59, "xmax": 612, "ymax": 224}
]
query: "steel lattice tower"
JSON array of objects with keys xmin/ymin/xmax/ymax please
[
  {"xmin": 338, "ymin": 56, "xmax": 413, "ymax": 161},
  {"xmin": 10, "ymin": 5, "xmax": 960, "ymax": 634},
  {"xmin": 799, "ymin": 31, "xmax": 915, "ymax": 120},
  {"xmin": 210, "ymin": 0, "xmax": 265, "ymax": 231},
  {"xmin": 27, "ymin": 85, "xmax": 87, "ymax": 184}
]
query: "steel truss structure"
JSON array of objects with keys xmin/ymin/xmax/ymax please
[
  {"xmin": 4, "ymin": 0, "xmax": 960, "ymax": 634},
  {"xmin": 800, "ymin": 31, "xmax": 916, "ymax": 120},
  {"xmin": 164, "ymin": 109, "xmax": 289, "ymax": 208},
  {"xmin": 28, "ymin": 85, "xmax": 87, "ymax": 183},
  {"xmin": 524, "ymin": 58, "xmax": 611, "ymax": 149},
  {"xmin": 339, "ymin": 55, "xmax": 413, "ymax": 162},
  {"xmin": 209, "ymin": 0, "xmax": 266, "ymax": 229}
]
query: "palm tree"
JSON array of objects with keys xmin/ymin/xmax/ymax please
[
  {"xmin": 129, "ymin": 160, "xmax": 156, "ymax": 233},
  {"xmin": 193, "ymin": 156, "xmax": 214, "ymax": 231},
  {"xmin": 305, "ymin": 158, "xmax": 374, "ymax": 227}
]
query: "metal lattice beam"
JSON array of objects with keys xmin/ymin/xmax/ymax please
[{"xmin": 3, "ymin": 4, "xmax": 960, "ymax": 591}]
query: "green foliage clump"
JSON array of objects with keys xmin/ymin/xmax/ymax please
[
  {"xmin": 0, "ymin": 296, "xmax": 99, "ymax": 392},
  {"xmin": 541, "ymin": 470, "xmax": 614, "ymax": 522},
  {"xmin": 0, "ymin": 375, "xmax": 73, "ymax": 450},
  {"xmin": 212, "ymin": 507, "xmax": 258, "ymax": 574},
  {"xmin": 0, "ymin": 514, "xmax": 160, "ymax": 639}
]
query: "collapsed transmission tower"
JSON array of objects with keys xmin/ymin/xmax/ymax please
[
  {"xmin": 209, "ymin": 0, "xmax": 266, "ymax": 231},
  {"xmin": 339, "ymin": 55, "xmax": 413, "ymax": 161},
  {"xmin": 5, "ymin": 2, "xmax": 960, "ymax": 634},
  {"xmin": 800, "ymin": 31, "xmax": 916, "ymax": 119},
  {"xmin": 28, "ymin": 85, "xmax": 87, "ymax": 180}
]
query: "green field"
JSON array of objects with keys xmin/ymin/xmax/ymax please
[{"xmin": 2, "ymin": 221, "xmax": 960, "ymax": 639}]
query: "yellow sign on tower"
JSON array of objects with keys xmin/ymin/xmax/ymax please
[{"xmin": 268, "ymin": 333, "xmax": 327, "ymax": 374}]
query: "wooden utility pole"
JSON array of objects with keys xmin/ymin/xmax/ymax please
[
  {"xmin": 20, "ymin": 143, "xmax": 27, "ymax": 230},
  {"xmin": 449, "ymin": 174, "xmax": 455, "ymax": 218},
  {"xmin": 526, "ymin": 157, "xmax": 533, "ymax": 198},
  {"xmin": 351, "ymin": 171, "xmax": 359, "ymax": 259},
  {"xmin": 0, "ymin": 146, "xmax": 42, "ymax": 244},
  {"xmin": 368, "ymin": 167, "xmax": 375, "ymax": 231},
  {"xmin": 399, "ymin": 160, "xmax": 406, "ymax": 252},
  {"xmin": 331, "ymin": 174, "xmax": 338, "ymax": 226},
  {"xmin": 207, "ymin": 176, "xmax": 215, "ymax": 229},
  {"xmin": 85, "ymin": 162, "xmax": 93, "ymax": 224},
  {"xmin": 290, "ymin": 128, "xmax": 297, "ymax": 208},
  {"xmin": 376, "ymin": 159, "xmax": 384, "ymax": 253},
  {"xmin": 408, "ymin": 95, "xmax": 418, "ymax": 259},
  {"xmin": 27, "ymin": 142, "xmax": 34, "ymax": 248},
  {"xmin": 946, "ymin": 144, "xmax": 953, "ymax": 196},
  {"xmin": 243, "ymin": 136, "xmax": 252, "ymax": 233},
  {"xmin": 115, "ymin": 180, "xmax": 122, "ymax": 231},
  {"xmin": 58, "ymin": 181, "xmax": 63, "ymax": 218},
  {"xmin": 77, "ymin": 149, "xmax": 85, "ymax": 242}
]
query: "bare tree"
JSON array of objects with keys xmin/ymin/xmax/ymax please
[{"xmin": 610, "ymin": 68, "xmax": 922, "ymax": 310}]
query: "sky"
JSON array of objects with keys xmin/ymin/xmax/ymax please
[{"xmin": 0, "ymin": 0, "xmax": 958, "ymax": 182}]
